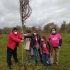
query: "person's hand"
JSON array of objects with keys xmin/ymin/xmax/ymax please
[
  {"xmin": 24, "ymin": 34, "xmax": 28, "ymax": 36},
  {"xmin": 58, "ymin": 46, "xmax": 61, "ymax": 49},
  {"xmin": 21, "ymin": 40, "xmax": 24, "ymax": 42},
  {"xmin": 21, "ymin": 33, "xmax": 24, "ymax": 40},
  {"xmin": 40, "ymin": 52, "xmax": 42, "ymax": 55},
  {"xmin": 22, "ymin": 37, "xmax": 24, "ymax": 40}
]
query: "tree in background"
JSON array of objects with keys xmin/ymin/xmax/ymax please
[
  {"xmin": 43, "ymin": 22, "xmax": 59, "ymax": 33},
  {"xmin": 66, "ymin": 23, "xmax": 70, "ymax": 33},
  {"xmin": 60, "ymin": 21, "xmax": 67, "ymax": 33},
  {"xmin": 1, "ymin": 21, "xmax": 70, "ymax": 34}
]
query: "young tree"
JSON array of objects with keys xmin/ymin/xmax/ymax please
[{"xmin": 19, "ymin": 0, "xmax": 32, "ymax": 63}]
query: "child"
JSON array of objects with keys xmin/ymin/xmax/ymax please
[
  {"xmin": 24, "ymin": 30, "xmax": 31, "ymax": 65},
  {"xmin": 40, "ymin": 35, "xmax": 50, "ymax": 66}
]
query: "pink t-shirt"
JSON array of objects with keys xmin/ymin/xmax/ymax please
[
  {"xmin": 42, "ymin": 41, "xmax": 49, "ymax": 54},
  {"xmin": 48, "ymin": 33, "xmax": 62, "ymax": 47}
]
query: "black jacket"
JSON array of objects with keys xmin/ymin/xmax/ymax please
[{"xmin": 24, "ymin": 33, "xmax": 41, "ymax": 47}]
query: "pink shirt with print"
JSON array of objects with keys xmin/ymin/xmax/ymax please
[{"xmin": 48, "ymin": 33, "xmax": 62, "ymax": 47}]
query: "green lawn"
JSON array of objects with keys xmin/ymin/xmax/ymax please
[{"xmin": 0, "ymin": 33, "xmax": 70, "ymax": 70}]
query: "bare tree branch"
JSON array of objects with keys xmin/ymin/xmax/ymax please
[{"xmin": 19, "ymin": 0, "xmax": 32, "ymax": 27}]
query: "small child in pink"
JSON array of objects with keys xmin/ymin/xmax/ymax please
[{"xmin": 40, "ymin": 35, "xmax": 50, "ymax": 66}]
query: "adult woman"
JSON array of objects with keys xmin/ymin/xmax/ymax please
[
  {"xmin": 24, "ymin": 29, "xmax": 41, "ymax": 64},
  {"xmin": 7, "ymin": 27, "xmax": 23, "ymax": 70},
  {"xmin": 48, "ymin": 28, "xmax": 62, "ymax": 65}
]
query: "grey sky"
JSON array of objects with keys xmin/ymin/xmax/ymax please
[{"xmin": 0, "ymin": 0, "xmax": 70, "ymax": 28}]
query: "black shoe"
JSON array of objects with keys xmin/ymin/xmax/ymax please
[
  {"xmin": 47, "ymin": 63, "xmax": 52, "ymax": 66},
  {"xmin": 15, "ymin": 61, "xmax": 19, "ymax": 65},
  {"xmin": 43, "ymin": 63, "xmax": 47, "ymax": 66}
]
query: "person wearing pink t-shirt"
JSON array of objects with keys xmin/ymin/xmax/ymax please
[
  {"xmin": 40, "ymin": 35, "xmax": 50, "ymax": 66},
  {"xmin": 48, "ymin": 28, "xmax": 62, "ymax": 65}
]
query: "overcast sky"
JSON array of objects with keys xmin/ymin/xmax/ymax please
[{"xmin": 0, "ymin": 0, "xmax": 70, "ymax": 28}]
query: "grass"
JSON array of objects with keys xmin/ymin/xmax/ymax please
[{"xmin": 0, "ymin": 33, "xmax": 70, "ymax": 70}]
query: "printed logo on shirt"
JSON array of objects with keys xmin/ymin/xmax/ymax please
[
  {"xmin": 36, "ymin": 38, "xmax": 37, "ymax": 41},
  {"xmin": 52, "ymin": 37, "xmax": 58, "ymax": 41}
]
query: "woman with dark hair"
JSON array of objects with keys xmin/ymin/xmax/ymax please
[
  {"xmin": 7, "ymin": 27, "xmax": 23, "ymax": 70},
  {"xmin": 48, "ymin": 28, "xmax": 62, "ymax": 65},
  {"xmin": 24, "ymin": 29, "xmax": 41, "ymax": 64},
  {"xmin": 31, "ymin": 30, "xmax": 41, "ymax": 64}
]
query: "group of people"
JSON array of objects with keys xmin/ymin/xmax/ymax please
[{"xmin": 7, "ymin": 27, "xmax": 62, "ymax": 70}]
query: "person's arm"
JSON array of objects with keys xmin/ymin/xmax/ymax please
[
  {"xmin": 18, "ymin": 32, "xmax": 23, "ymax": 39},
  {"xmin": 47, "ymin": 41, "xmax": 50, "ymax": 48},
  {"xmin": 46, "ymin": 41, "xmax": 51, "ymax": 52},
  {"xmin": 59, "ymin": 39, "xmax": 62, "ymax": 47},
  {"xmin": 10, "ymin": 32, "xmax": 21, "ymax": 42},
  {"xmin": 58, "ymin": 34, "xmax": 62, "ymax": 47},
  {"xmin": 24, "ymin": 35, "xmax": 32, "ymax": 39},
  {"xmin": 37, "ymin": 34, "xmax": 41, "ymax": 45},
  {"xmin": 39, "ymin": 42, "xmax": 43, "ymax": 54}
]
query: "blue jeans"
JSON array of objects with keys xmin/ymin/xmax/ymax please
[
  {"xmin": 30, "ymin": 47, "xmax": 42, "ymax": 64},
  {"xmin": 30, "ymin": 47, "xmax": 34, "ymax": 55},
  {"xmin": 33, "ymin": 46, "xmax": 39, "ymax": 64},
  {"xmin": 26, "ymin": 50, "xmax": 29, "ymax": 64},
  {"xmin": 42, "ymin": 53, "xmax": 49, "ymax": 65}
]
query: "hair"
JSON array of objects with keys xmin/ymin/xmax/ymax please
[
  {"xmin": 41, "ymin": 34, "xmax": 46, "ymax": 40},
  {"xmin": 51, "ymin": 27, "xmax": 56, "ymax": 32},
  {"xmin": 33, "ymin": 29, "xmax": 38, "ymax": 33},
  {"xmin": 26, "ymin": 30, "xmax": 31, "ymax": 33},
  {"xmin": 12, "ymin": 27, "xmax": 18, "ymax": 31}
]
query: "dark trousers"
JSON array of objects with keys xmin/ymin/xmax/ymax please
[
  {"xmin": 38, "ymin": 49, "xmax": 42, "ymax": 62},
  {"xmin": 42, "ymin": 53, "xmax": 49, "ymax": 65},
  {"xmin": 33, "ymin": 46, "xmax": 42, "ymax": 64},
  {"xmin": 7, "ymin": 47, "xmax": 18, "ymax": 66}
]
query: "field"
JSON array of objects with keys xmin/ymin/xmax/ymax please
[{"xmin": 0, "ymin": 33, "xmax": 70, "ymax": 70}]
